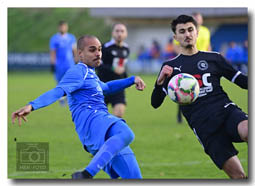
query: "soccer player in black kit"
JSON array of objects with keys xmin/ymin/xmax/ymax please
[
  {"xmin": 97, "ymin": 23, "xmax": 129, "ymax": 118},
  {"xmin": 151, "ymin": 15, "xmax": 248, "ymax": 179}
]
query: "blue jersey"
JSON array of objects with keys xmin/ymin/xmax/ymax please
[
  {"xmin": 56, "ymin": 63, "xmax": 134, "ymax": 149},
  {"xmin": 50, "ymin": 33, "xmax": 76, "ymax": 81}
]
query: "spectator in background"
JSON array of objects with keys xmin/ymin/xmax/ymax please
[
  {"xmin": 137, "ymin": 45, "xmax": 150, "ymax": 61},
  {"xmin": 96, "ymin": 23, "xmax": 129, "ymax": 118},
  {"xmin": 149, "ymin": 40, "xmax": 161, "ymax": 60},
  {"xmin": 240, "ymin": 40, "xmax": 248, "ymax": 75},
  {"xmin": 225, "ymin": 41, "xmax": 242, "ymax": 72},
  {"xmin": 163, "ymin": 38, "xmax": 177, "ymax": 60},
  {"xmin": 49, "ymin": 20, "xmax": 78, "ymax": 106},
  {"xmin": 192, "ymin": 12, "xmax": 211, "ymax": 51}
]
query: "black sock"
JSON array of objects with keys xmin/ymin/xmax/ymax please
[{"xmin": 82, "ymin": 170, "xmax": 93, "ymax": 178}]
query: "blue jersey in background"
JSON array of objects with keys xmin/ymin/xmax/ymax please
[{"xmin": 50, "ymin": 33, "xmax": 76, "ymax": 82}]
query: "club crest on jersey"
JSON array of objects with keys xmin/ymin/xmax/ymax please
[{"xmin": 197, "ymin": 60, "xmax": 208, "ymax": 71}]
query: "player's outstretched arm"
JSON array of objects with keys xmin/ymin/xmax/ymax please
[
  {"xmin": 100, "ymin": 76, "xmax": 145, "ymax": 95},
  {"xmin": 11, "ymin": 87, "xmax": 65, "ymax": 126},
  {"xmin": 12, "ymin": 104, "xmax": 32, "ymax": 126}
]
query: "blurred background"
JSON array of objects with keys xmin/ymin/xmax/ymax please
[
  {"xmin": 8, "ymin": 8, "xmax": 248, "ymax": 179},
  {"xmin": 8, "ymin": 8, "xmax": 248, "ymax": 74}
]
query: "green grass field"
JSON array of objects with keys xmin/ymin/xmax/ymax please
[{"xmin": 8, "ymin": 71, "xmax": 248, "ymax": 179}]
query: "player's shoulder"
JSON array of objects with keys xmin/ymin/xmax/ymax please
[
  {"xmin": 122, "ymin": 42, "xmax": 129, "ymax": 48},
  {"xmin": 50, "ymin": 33, "xmax": 59, "ymax": 40},
  {"xmin": 103, "ymin": 39, "xmax": 129, "ymax": 49},
  {"xmin": 199, "ymin": 51, "xmax": 222, "ymax": 57},
  {"xmin": 67, "ymin": 33, "xmax": 76, "ymax": 39},
  {"xmin": 67, "ymin": 63, "xmax": 90, "ymax": 79},
  {"xmin": 103, "ymin": 39, "xmax": 115, "ymax": 48},
  {"xmin": 199, "ymin": 51, "xmax": 225, "ymax": 63},
  {"xmin": 200, "ymin": 25, "xmax": 210, "ymax": 33},
  {"xmin": 67, "ymin": 63, "xmax": 87, "ymax": 74},
  {"xmin": 162, "ymin": 54, "xmax": 182, "ymax": 66},
  {"xmin": 76, "ymin": 62, "xmax": 89, "ymax": 71}
]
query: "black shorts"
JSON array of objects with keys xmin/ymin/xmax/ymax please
[
  {"xmin": 104, "ymin": 91, "xmax": 126, "ymax": 107},
  {"xmin": 192, "ymin": 104, "xmax": 248, "ymax": 169}
]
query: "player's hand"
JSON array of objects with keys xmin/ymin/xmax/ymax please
[
  {"xmin": 11, "ymin": 104, "xmax": 33, "ymax": 126},
  {"xmin": 134, "ymin": 76, "xmax": 146, "ymax": 91},
  {"xmin": 157, "ymin": 65, "xmax": 173, "ymax": 85},
  {"xmin": 114, "ymin": 66, "xmax": 125, "ymax": 75}
]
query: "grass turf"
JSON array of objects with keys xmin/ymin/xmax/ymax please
[{"xmin": 8, "ymin": 71, "xmax": 248, "ymax": 179}]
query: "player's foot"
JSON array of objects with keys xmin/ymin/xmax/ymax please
[{"xmin": 71, "ymin": 170, "xmax": 93, "ymax": 179}]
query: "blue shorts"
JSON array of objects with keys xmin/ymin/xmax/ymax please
[
  {"xmin": 73, "ymin": 106, "xmax": 123, "ymax": 151},
  {"xmin": 84, "ymin": 121, "xmax": 142, "ymax": 179}
]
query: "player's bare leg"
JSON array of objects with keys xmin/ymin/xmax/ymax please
[
  {"xmin": 238, "ymin": 120, "xmax": 248, "ymax": 142},
  {"xmin": 222, "ymin": 155, "xmax": 246, "ymax": 179},
  {"xmin": 113, "ymin": 103, "xmax": 126, "ymax": 118}
]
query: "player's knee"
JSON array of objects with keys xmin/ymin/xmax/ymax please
[
  {"xmin": 238, "ymin": 120, "xmax": 248, "ymax": 142},
  {"xmin": 121, "ymin": 128, "xmax": 135, "ymax": 146},
  {"xmin": 230, "ymin": 170, "xmax": 246, "ymax": 179}
]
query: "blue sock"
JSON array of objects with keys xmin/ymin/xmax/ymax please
[{"xmin": 85, "ymin": 121, "xmax": 134, "ymax": 176}]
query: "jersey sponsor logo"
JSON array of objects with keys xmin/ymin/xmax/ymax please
[
  {"xmin": 197, "ymin": 60, "xmax": 208, "ymax": 71},
  {"xmin": 193, "ymin": 73, "xmax": 213, "ymax": 97},
  {"xmin": 174, "ymin": 66, "xmax": 182, "ymax": 72}
]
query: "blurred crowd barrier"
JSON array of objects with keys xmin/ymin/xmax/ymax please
[
  {"xmin": 8, "ymin": 51, "xmax": 248, "ymax": 75},
  {"xmin": 8, "ymin": 52, "xmax": 163, "ymax": 74},
  {"xmin": 8, "ymin": 53, "xmax": 50, "ymax": 70}
]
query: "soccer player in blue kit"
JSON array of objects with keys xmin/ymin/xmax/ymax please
[
  {"xmin": 50, "ymin": 21, "xmax": 78, "ymax": 106},
  {"xmin": 151, "ymin": 15, "xmax": 248, "ymax": 179},
  {"xmin": 12, "ymin": 35, "xmax": 146, "ymax": 179},
  {"xmin": 50, "ymin": 20, "xmax": 77, "ymax": 82}
]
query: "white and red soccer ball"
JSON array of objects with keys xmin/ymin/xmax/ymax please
[{"xmin": 168, "ymin": 73, "xmax": 200, "ymax": 105}]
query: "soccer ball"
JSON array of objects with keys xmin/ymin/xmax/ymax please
[{"xmin": 168, "ymin": 73, "xmax": 200, "ymax": 105}]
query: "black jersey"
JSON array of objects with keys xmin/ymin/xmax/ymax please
[
  {"xmin": 97, "ymin": 39, "xmax": 130, "ymax": 82},
  {"xmin": 151, "ymin": 51, "xmax": 248, "ymax": 132}
]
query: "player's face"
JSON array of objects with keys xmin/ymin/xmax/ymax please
[
  {"xmin": 174, "ymin": 22, "xmax": 198, "ymax": 49},
  {"xmin": 59, "ymin": 23, "xmax": 68, "ymax": 34},
  {"xmin": 79, "ymin": 38, "xmax": 102, "ymax": 68},
  {"xmin": 112, "ymin": 24, "xmax": 128, "ymax": 43}
]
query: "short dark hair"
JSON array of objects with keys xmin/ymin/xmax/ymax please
[
  {"xmin": 58, "ymin": 20, "xmax": 68, "ymax": 26},
  {"xmin": 77, "ymin": 35, "xmax": 98, "ymax": 50},
  {"xmin": 171, "ymin": 15, "xmax": 197, "ymax": 33}
]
